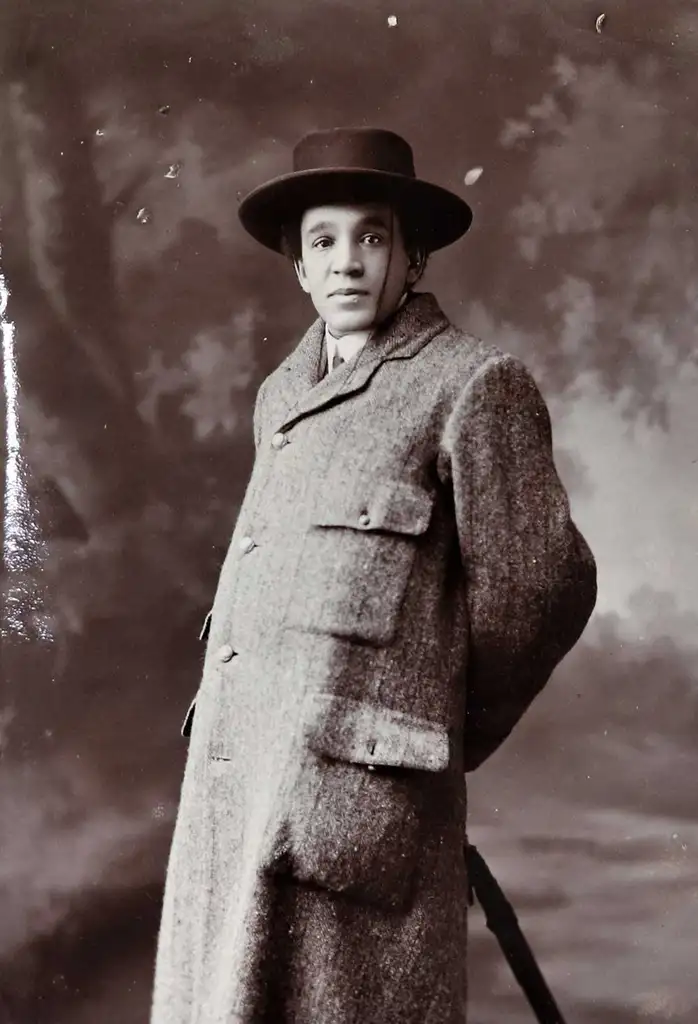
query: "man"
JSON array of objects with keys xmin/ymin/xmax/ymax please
[{"xmin": 151, "ymin": 127, "xmax": 597, "ymax": 1024}]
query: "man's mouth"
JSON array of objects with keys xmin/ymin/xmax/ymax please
[{"xmin": 329, "ymin": 288, "xmax": 369, "ymax": 297}]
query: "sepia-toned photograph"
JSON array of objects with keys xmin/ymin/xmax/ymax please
[{"xmin": 1, "ymin": 2, "xmax": 697, "ymax": 1022}]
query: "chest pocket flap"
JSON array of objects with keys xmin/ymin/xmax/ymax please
[{"xmin": 311, "ymin": 479, "xmax": 435, "ymax": 536}]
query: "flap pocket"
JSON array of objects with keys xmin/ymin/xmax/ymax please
[
  {"xmin": 311, "ymin": 480, "xmax": 435, "ymax": 536},
  {"xmin": 303, "ymin": 694, "xmax": 450, "ymax": 772},
  {"xmin": 264, "ymin": 693, "xmax": 449, "ymax": 910}
]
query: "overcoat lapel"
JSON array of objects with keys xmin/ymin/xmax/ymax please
[{"xmin": 275, "ymin": 293, "xmax": 450, "ymax": 432}]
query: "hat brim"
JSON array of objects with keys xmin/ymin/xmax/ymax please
[{"xmin": 238, "ymin": 168, "xmax": 473, "ymax": 254}]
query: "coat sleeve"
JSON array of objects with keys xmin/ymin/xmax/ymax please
[{"xmin": 442, "ymin": 353, "xmax": 597, "ymax": 772}]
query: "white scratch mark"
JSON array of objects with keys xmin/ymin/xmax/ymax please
[
  {"xmin": 2, "ymin": 246, "xmax": 24, "ymax": 631},
  {"xmin": 464, "ymin": 166, "xmax": 484, "ymax": 186},
  {"xmin": 1, "ymin": 244, "xmax": 50, "ymax": 639}
]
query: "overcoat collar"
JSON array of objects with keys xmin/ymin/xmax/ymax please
[{"xmin": 275, "ymin": 292, "xmax": 449, "ymax": 431}]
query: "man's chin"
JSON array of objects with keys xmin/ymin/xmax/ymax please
[{"xmin": 324, "ymin": 313, "xmax": 375, "ymax": 335}]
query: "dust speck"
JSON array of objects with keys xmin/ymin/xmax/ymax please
[
  {"xmin": 387, "ymin": 14, "xmax": 398, "ymax": 27},
  {"xmin": 165, "ymin": 161, "xmax": 182, "ymax": 179},
  {"xmin": 595, "ymin": 13, "xmax": 606, "ymax": 32},
  {"xmin": 464, "ymin": 166, "xmax": 484, "ymax": 186},
  {"xmin": 158, "ymin": 104, "xmax": 171, "ymax": 116},
  {"xmin": 136, "ymin": 207, "xmax": 152, "ymax": 225}
]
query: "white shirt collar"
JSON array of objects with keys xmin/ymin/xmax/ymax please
[
  {"xmin": 325, "ymin": 326, "xmax": 371, "ymax": 369},
  {"xmin": 325, "ymin": 291, "xmax": 411, "ymax": 371}
]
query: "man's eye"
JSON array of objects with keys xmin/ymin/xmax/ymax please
[
  {"xmin": 313, "ymin": 237, "xmax": 332, "ymax": 249},
  {"xmin": 362, "ymin": 234, "xmax": 383, "ymax": 245}
]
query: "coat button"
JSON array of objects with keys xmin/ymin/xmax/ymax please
[
  {"xmin": 358, "ymin": 512, "xmax": 371, "ymax": 527},
  {"xmin": 239, "ymin": 535, "xmax": 256, "ymax": 554},
  {"xmin": 216, "ymin": 644, "xmax": 235, "ymax": 663},
  {"xmin": 271, "ymin": 432, "xmax": 288, "ymax": 450}
]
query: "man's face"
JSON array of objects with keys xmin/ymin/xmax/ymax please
[{"xmin": 295, "ymin": 202, "xmax": 418, "ymax": 337}]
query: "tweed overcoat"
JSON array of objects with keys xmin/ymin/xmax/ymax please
[{"xmin": 151, "ymin": 292, "xmax": 597, "ymax": 1024}]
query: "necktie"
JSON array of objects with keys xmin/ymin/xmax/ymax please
[{"xmin": 331, "ymin": 350, "xmax": 346, "ymax": 372}]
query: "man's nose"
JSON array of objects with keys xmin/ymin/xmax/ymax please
[{"xmin": 331, "ymin": 241, "xmax": 363, "ymax": 275}]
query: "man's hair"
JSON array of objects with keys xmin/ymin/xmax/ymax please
[{"xmin": 280, "ymin": 203, "xmax": 430, "ymax": 281}]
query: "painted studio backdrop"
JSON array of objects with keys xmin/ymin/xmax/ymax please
[{"xmin": 1, "ymin": 1, "xmax": 697, "ymax": 1021}]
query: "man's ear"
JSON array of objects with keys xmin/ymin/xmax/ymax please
[
  {"xmin": 405, "ymin": 263, "xmax": 421, "ymax": 286},
  {"xmin": 294, "ymin": 259, "xmax": 311, "ymax": 294},
  {"xmin": 405, "ymin": 250, "xmax": 427, "ymax": 286}
]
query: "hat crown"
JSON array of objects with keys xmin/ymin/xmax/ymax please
[
  {"xmin": 293, "ymin": 127, "xmax": 416, "ymax": 179},
  {"xmin": 238, "ymin": 126, "xmax": 472, "ymax": 253}
]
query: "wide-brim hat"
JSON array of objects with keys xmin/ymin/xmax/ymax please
[{"xmin": 238, "ymin": 127, "xmax": 473, "ymax": 254}]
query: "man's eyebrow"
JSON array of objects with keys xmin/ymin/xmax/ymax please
[
  {"xmin": 359, "ymin": 215, "xmax": 391, "ymax": 229},
  {"xmin": 303, "ymin": 220, "xmax": 334, "ymax": 235}
]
